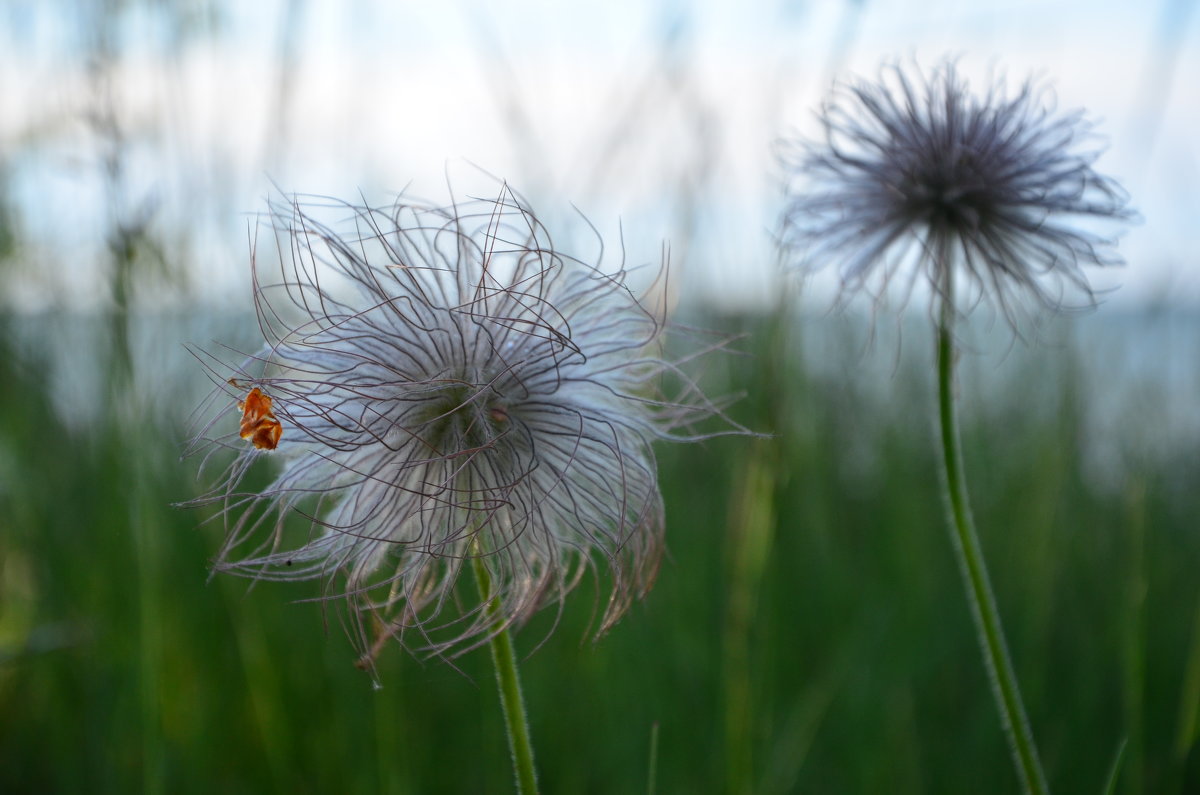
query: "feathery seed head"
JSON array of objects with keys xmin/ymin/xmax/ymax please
[
  {"xmin": 780, "ymin": 60, "xmax": 1135, "ymax": 320},
  {"xmin": 186, "ymin": 186, "xmax": 735, "ymax": 662}
]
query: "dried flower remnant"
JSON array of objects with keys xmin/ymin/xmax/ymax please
[
  {"xmin": 186, "ymin": 186, "xmax": 736, "ymax": 660},
  {"xmin": 777, "ymin": 58, "xmax": 1137, "ymax": 795},
  {"xmin": 235, "ymin": 386, "xmax": 282, "ymax": 450},
  {"xmin": 780, "ymin": 60, "xmax": 1134, "ymax": 320}
]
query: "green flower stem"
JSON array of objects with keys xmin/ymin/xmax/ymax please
[
  {"xmin": 936, "ymin": 275, "xmax": 1049, "ymax": 795},
  {"xmin": 471, "ymin": 555, "xmax": 539, "ymax": 795}
]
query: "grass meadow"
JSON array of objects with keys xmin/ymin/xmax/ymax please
[{"xmin": 2, "ymin": 306, "xmax": 1198, "ymax": 794}]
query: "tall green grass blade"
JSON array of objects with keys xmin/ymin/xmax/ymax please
[{"xmin": 1102, "ymin": 738, "xmax": 1128, "ymax": 795}]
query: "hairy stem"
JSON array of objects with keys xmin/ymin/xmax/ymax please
[
  {"xmin": 936, "ymin": 271, "xmax": 1049, "ymax": 795},
  {"xmin": 471, "ymin": 555, "xmax": 539, "ymax": 795}
]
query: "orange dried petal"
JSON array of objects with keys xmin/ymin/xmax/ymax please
[{"xmin": 236, "ymin": 387, "xmax": 283, "ymax": 450}]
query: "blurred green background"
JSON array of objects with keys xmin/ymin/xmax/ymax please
[
  {"xmin": 4, "ymin": 306, "xmax": 1200, "ymax": 794},
  {"xmin": 3, "ymin": 1, "xmax": 1199, "ymax": 793}
]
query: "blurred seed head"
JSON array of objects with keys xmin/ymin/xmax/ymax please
[
  {"xmin": 779, "ymin": 59, "xmax": 1136, "ymax": 322},
  {"xmin": 185, "ymin": 185, "xmax": 738, "ymax": 662}
]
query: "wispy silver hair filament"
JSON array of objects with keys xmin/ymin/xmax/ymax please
[
  {"xmin": 780, "ymin": 60, "xmax": 1135, "ymax": 319},
  {"xmin": 187, "ymin": 186, "xmax": 734, "ymax": 659}
]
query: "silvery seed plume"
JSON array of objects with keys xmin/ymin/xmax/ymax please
[
  {"xmin": 779, "ymin": 60, "xmax": 1135, "ymax": 320},
  {"xmin": 185, "ymin": 187, "xmax": 737, "ymax": 660}
]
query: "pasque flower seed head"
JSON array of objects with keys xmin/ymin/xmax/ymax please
[
  {"xmin": 780, "ymin": 60, "xmax": 1135, "ymax": 320},
  {"xmin": 186, "ymin": 186, "xmax": 737, "ymax": 659}
]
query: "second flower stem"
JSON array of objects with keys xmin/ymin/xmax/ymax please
[{"xmin": 936, "ymin": 278, "xmax": 1049, "ymax": 795}]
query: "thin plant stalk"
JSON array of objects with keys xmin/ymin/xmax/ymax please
[
  {"xmin": 646, "ymin": 721, "xmax": 660, "ymax": 795},
  {"xmin": 936, "ymin": 266, "xmax": 1049, "ymax": 795},
  {"xmin": 723, "ymin": 444, "xmax": 777, "ymax": 795},
  {"xmin": 471, "ymin": 554, "xmax": 539, "ymax": 795}
]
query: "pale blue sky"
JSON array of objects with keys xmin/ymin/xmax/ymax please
[{"xmin": 2, "ymin": 0, "xmax": 1196, "ymax": 311}]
